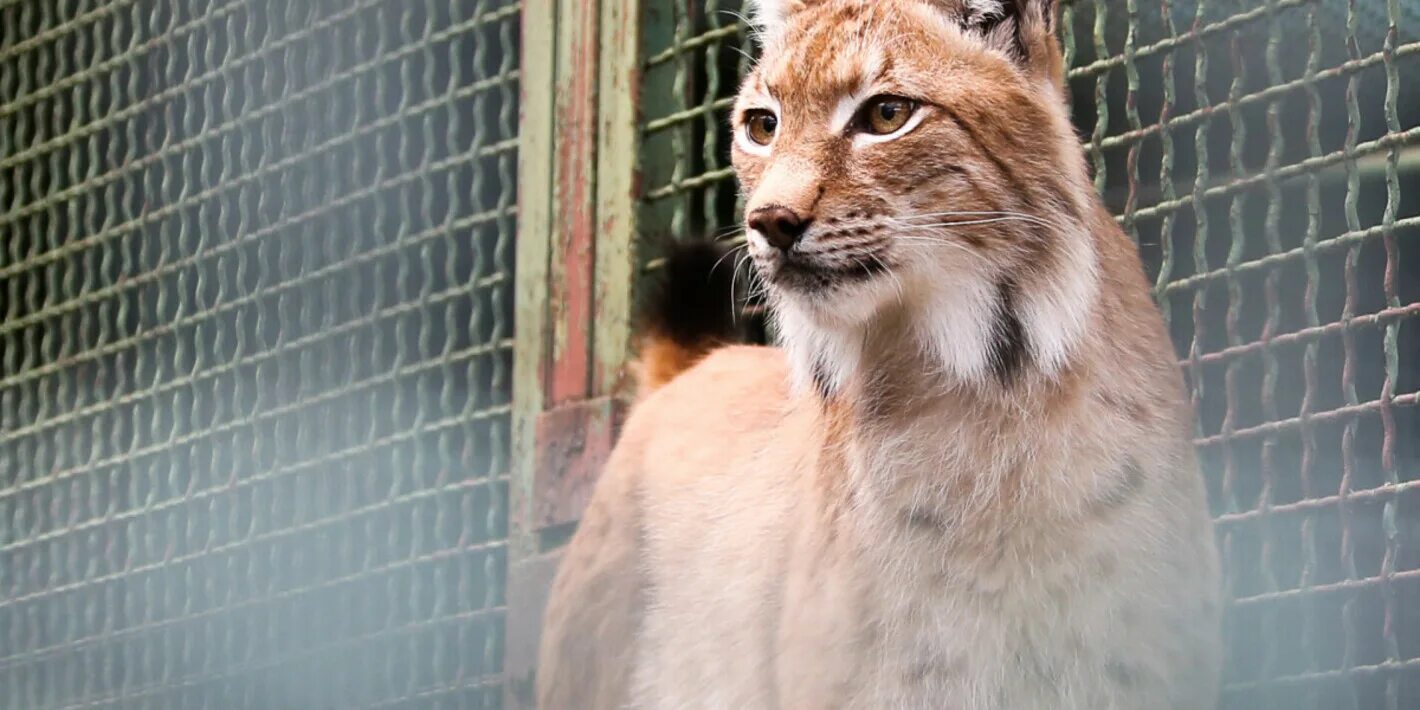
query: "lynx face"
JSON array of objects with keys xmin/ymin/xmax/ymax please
[{"xmin": 733, "ymin": 0, "xmax": 1097, "ymax": 388}]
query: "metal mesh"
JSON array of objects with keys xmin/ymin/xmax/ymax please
[
  {"xmin": 635, "ymin": 1, "xmax": 1420, "ymax": 707},
  {"xmin": 1, "ymin": 1, "xmax": 518, "ymax": 707},
  {"xmin": 637, "ymin": 0, "xmax": 748, "ymax": 272}
]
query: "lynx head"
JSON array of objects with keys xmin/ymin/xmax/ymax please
[{"xmin": 732, "ymin": 0, "xmax": 1099, "ymax": 394}]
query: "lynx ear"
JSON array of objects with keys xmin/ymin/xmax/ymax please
[
  {"xmin": 959, "ymin": 0, "xmax": 1063, "ymax": 83},
  {"xmin": 746, "ymin": 0, "xmax": 820, "ymax": 42}
]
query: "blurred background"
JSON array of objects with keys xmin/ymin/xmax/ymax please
[{"xmin": 1, "ymin": 1, "xmax": 1418, "ymax": 708}]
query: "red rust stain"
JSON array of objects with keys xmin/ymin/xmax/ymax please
[{"xmin": 548, "ymin": 7, "xmax": 600, "ymax": 407}]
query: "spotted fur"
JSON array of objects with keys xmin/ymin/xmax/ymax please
[{"xmin": 537, "ymin": 2, "xmax": 1221, "ymax": 708}]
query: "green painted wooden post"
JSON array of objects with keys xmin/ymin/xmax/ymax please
[
  {"xmin": 506, "ymin": 0, "xmax": 644, "ymax": 705},
  {"xmin": 507, "ymin": 0, "xmax": 558, "ymax": 702},
  {"xmin": 512, "ymin": 0, "xmax": 558, "ymax": 571},
  {"xmin": 595, "ymin": 0, "xmax": 647, "ymax": 397}
]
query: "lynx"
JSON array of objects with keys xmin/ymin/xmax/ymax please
[{"xmin": 537, "ymin": 1, "xmax": 1222, "ymax": 708}]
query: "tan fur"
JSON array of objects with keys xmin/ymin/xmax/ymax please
[
  {"xmin": 538, "ymin": 2, "xmax": 1221, "ymax": 708},
  {"xmin": 632, "ymin": 331, "xmax": 720, "ymax": 398}
]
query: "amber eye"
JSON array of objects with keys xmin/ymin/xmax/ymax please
[
  {"xmin": 860, "ymin": 96, "xmax": 916, "ymax": 135},
  {"xmin": 744, "ymin": 110, "xmax": 778, "ymax": 146}
]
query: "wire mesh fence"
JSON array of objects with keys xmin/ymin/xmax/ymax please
[
  {"xmin": 1, "ymin": 1, "xmax": 518, "ymax": 707},
  {"xmin": 634, "ymin": 0, "xmax": 1420, "ymax": 707},
  {"xmin": 5, "ymin": 0, "xmax": 1419, "ymax": 707}
]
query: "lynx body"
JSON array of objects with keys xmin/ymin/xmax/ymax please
[{"xmin": 537, "ymin": 2, "xmax": 1222, "ymax": 708}]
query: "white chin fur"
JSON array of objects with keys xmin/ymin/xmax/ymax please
[
  {"xmin": 1020, "ymin": 224, "xmax": 1099, "ymax": 376},
  {"xmin": 770, "ymin": 241, "xmax": 1098, "ymax": 395},
  {"xmin": 770, "ymin": 268, "xmax": 905, "ymax": 395},
  {"xmin": 780, "ymin": 274, "xmax": 895, "ymax": 328},
  {"xmin": 774, "ymin": 300, "xmax": 864, "ymax": 396},
  {"xmin": 916, "ymin": 268, "xmax": 1000, "ymax": 384}
]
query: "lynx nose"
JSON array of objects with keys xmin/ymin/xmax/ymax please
[{"xmin": 748, "ymin": 206, "xmax": 811, "ymax": 252}]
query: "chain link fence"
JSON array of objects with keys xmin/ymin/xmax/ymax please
[
  {"xmin": 635, "ymin": 0, "xmax": 1420, "ymax": 707},
  {"xmin": 1, "ymin": 1, "xmax": 518, "ymax": 707}
]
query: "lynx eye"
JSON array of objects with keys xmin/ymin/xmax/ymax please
[
  {"xmin": 744, "ymin": 110, "xmax": 778, "ymax": 146},
  {"xmin": 859, "ymin": 96, "xmax": 916, "ymax": 135}
]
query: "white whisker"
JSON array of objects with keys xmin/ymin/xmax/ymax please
[
  {"xmin": 712, "ymin": 241, "xmax": 748, "ymax": 275},
  {"xmin": 885, "ymin": 235, "xmax": 982, "ymax": 255},
  {"xmin": 868, "ymin": 252, "xmax": 905, "ymax": 305},
  {"xmin": 894, "ymin": 210, "xmax": 1061, "ymax": 231},
  {"xmin": 730, "ymin": 248, "xmax": 754, "ymax": 325},
  {"xmin": 896, "ymin": 216, "xmax": 1049, "ymax": 229}
]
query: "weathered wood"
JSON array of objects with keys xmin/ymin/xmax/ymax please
[
  {"xmin": 593, "ymin": 0, "xmax": 647, "ymax": 398},
  {"xmin": 512, "ymin": 0, "xmax": 559, "ymax": 559},
  {"xmin": 548, "ymin": 0, "xmax": 602, "ymax": 406},
  {"xmin": 508, "ymin": 0, "xmax": 559, "ymax": 705},
  {"xmin": 533, "ymin": 397, "xmax": 629, "ymax": 529},
  {"xmin": 508, "ymin": 1, "xmax": 645, "ymax": 706}
]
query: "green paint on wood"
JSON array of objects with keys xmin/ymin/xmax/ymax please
[
  {"xmin": 593, "ymin": 0, "xmax": 647, "ymax": 397},
  {"xmin": 512, "ymin": 0, "xmax": 559, "ymax": 559}
]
